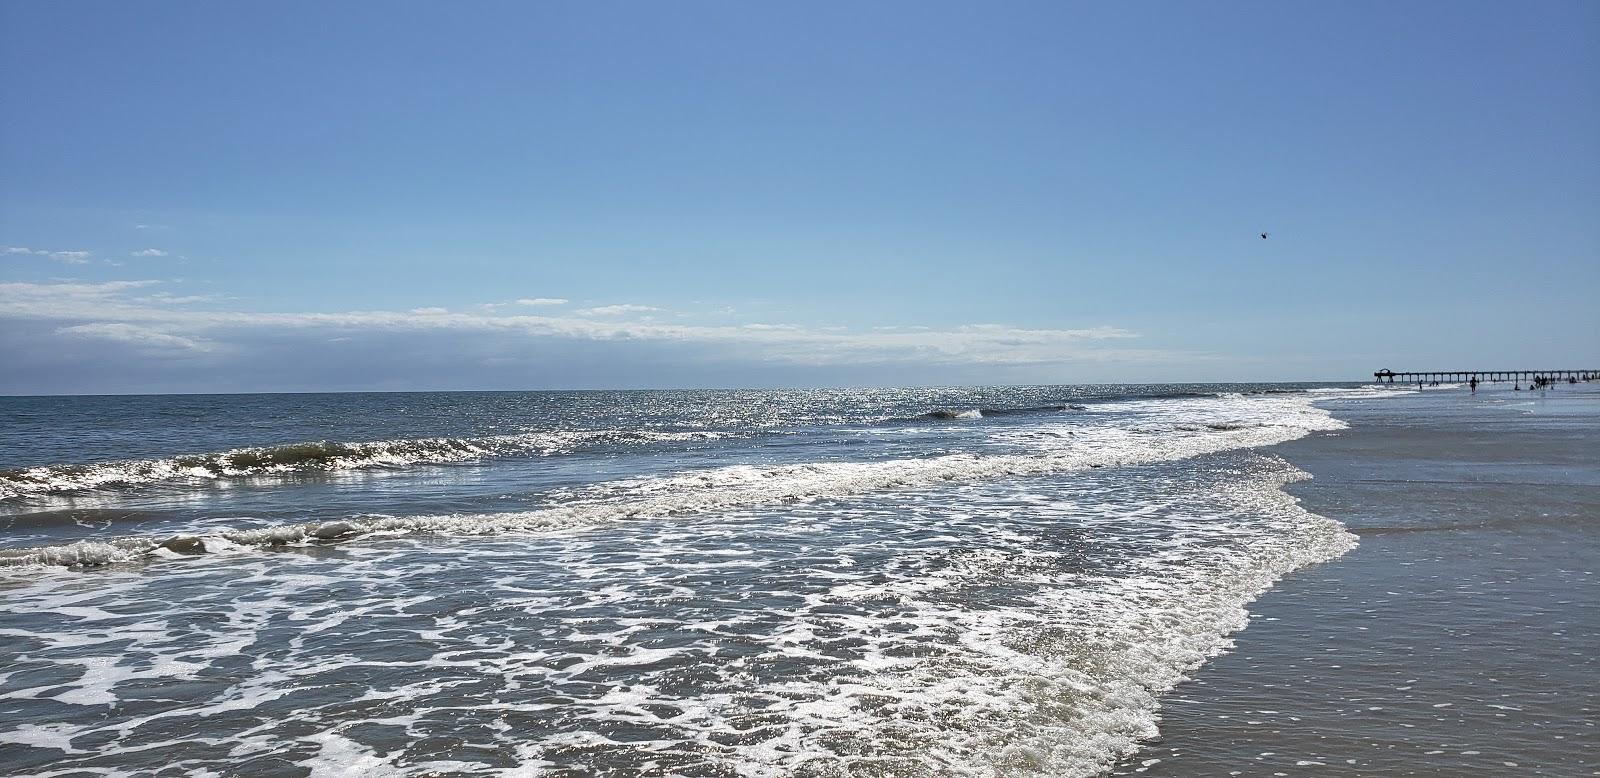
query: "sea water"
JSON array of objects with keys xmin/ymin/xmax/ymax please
[{"xmin": 0, "ymin": 384, "xmax": 1378, "ymax": 776}]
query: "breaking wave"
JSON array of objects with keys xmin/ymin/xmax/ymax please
[
  {"xmin": 1, "ymin": 390, "xmax": 1331, "ymax": 502},
  {"xmin": 916, "ymin": 404, "xmax": 1088, "ymax": 421},
  {"xmin": 0, "ymin": 429, "xmax": 728, "ymax": 501},
  {"xmin": 923, "ymin": 408, "xmax": 985, "ymax": 420},
  {"xmin": 0, "ymin": 399, "xmax": 1347, "ymax": 571},
  {"xmin": 909, "ymin": 389, "xmax": 1320, "ymax": 422}
]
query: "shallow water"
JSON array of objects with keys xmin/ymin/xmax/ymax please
[
  {"xmin": 1, "ymin": 384, "xmax": 1372, "ymax": 775},
  {"xmin": 1115, "ymin": 382, "xmax": 1600, "ymax": 776}
]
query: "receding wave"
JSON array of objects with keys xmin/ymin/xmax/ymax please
[
  {"xmin": 0, "ymin": 399, "xmax": 1348, "ymax": 571},
  {"xmin": 0, "ymin": 430, "xmax": 727, "ymax": 501}
]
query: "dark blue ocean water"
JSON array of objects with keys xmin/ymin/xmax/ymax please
[{"xmin": 1, "ymin": 383, "xmax": 1371, "ymax": 776}]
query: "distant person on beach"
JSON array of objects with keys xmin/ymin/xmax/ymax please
[{"xmin": 1470, "ymin": 377, "xmax": 1478, "ymax": 393}]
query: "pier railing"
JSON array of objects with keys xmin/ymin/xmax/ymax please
[{"xmin": 1373, "ymin": 369, "xmax": 1598, "ymax": 384}]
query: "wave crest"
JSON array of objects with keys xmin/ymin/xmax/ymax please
[
  {"xmin": 0, "ymin": 430, "xmax": 726, "ymax": 501},
  {"xmin": 916, "ymin": 404, "xmax": 1088, "ymax": 421}
]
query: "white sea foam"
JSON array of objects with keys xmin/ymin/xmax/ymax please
[{"xmin": 0, "ymin": 447, "xmax": 1356, "ymax": 776}]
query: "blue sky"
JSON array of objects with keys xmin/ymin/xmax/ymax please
[{"xmin": 3, "ymin": 1, "xmax": 1596, "ymax": 393}]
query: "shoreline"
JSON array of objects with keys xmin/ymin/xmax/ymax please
[{"xmin": 1113, "ymin": 386, "xmax": 1599, "ymax": 775}]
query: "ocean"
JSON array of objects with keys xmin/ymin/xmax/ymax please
[{"xmin": 0, "ymin": 383, "xmax": 1540, "ymax": 776}]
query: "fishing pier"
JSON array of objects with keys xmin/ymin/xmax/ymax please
[{"xmin": 1374, "ymin": 369, "xmax": 1599, "ymax": 384}]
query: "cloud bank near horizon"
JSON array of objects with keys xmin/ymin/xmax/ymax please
[{"xmin": 0, "ymin": 279, "xmax": 1216, "ymax": 393}]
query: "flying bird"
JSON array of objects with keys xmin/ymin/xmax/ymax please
[{"xmin": 1260, "ymin": 232, "xmax": 1269, "ymax": 240}]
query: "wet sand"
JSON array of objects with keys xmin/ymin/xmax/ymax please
[{"xmin": 1115, "ymin": 385, "xmax": 1599, "ymax": 776}]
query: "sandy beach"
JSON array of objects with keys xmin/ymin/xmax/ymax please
[{"xmin": 1116, "ymin": 384, "xmax": 1599, "ymax": 776}]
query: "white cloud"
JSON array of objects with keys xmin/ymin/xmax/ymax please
[
  {"xmin": 4, "ymin": 247, "xmax": 95, "ymax": 263},
  {"xmin": 0, "ymin": 280, "xmax": 1171, "ymax": 370},
  {"xmin": 579, "ymin": 304, "xmax": 661, "ymax": 316},
  {"xmin": 0, "ymin": 280, "xmax": 161, "ymax": 312},
  {"xmin": 132, "ymin": 248, "xmax": 169, "ymax": 257},
  {"xmin": 138, "ymin": 292, "xmax": 225, "ymax": 305},
  {"xmin": 516, "ymin": 297, "xmax": 568, "ymax": 306},
  {"xmin": 57, "ymin": 322, "xmax": 213, "ymax": 352}
]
